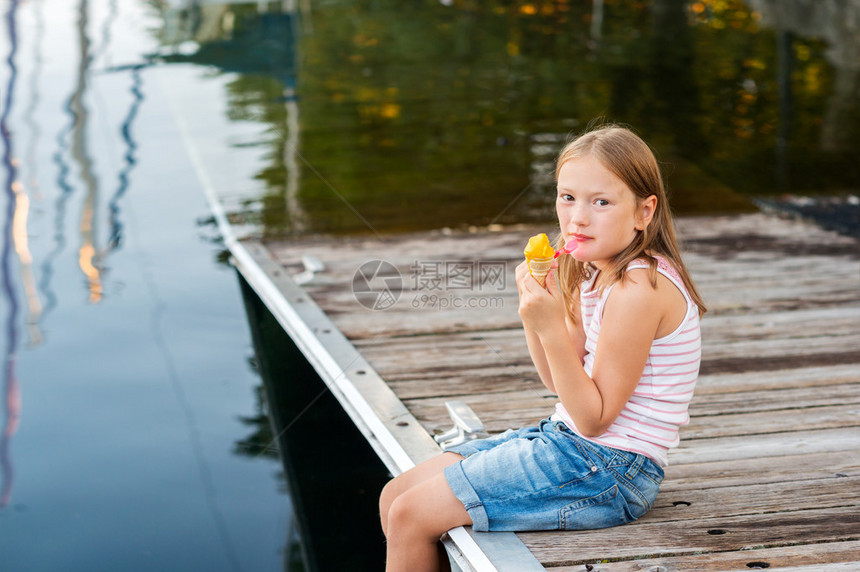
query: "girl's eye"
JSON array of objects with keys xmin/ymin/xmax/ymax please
[
  {"xmin": 559, "ymin": 194, "xmax": 574, "ymax": 202},
  {"xmin": 595, "ymin": 199, "xmax": 610, "ymax": 207}
]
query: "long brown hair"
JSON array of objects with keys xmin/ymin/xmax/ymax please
[{"xmin": 554, "ymin": 123, "xmax": 707, "ymax": 318}]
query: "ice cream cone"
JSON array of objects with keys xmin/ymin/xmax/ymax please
[
  {"xmin": 523, "ymin": 233, "xmax": 555, "ymax": 288},
  {"xmin": 527, "ymin": 256, "xmax": 553, "ymax": 288}
]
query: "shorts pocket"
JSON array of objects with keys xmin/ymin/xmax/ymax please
[{"xmin": 558, "ymin": 485, "xmax": 631, "ymax": 530}]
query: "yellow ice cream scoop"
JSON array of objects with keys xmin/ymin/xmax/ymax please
[
  {"xmin": 523, "ymin": 233, "xmax": 555, "ymax": 259},
  {"xmin": 523, "ymin": 233, "xmax": 555, "ymax": 287}
]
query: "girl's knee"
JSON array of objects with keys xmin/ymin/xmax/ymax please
[
  {"xmin": 386, "ymin": 476, "xmax": 471, "ymax": 543},
  {"xmin": 379, "ymin": 473, "xmax": 412, "ymax": 535},
  {"xmin": 379, "ymin": 453, "xmax": 466, "ymax": 537},
  {"xmin": 386, "ymin": 492, "xmax": 429, "ymax": 540},
  {"xmin": 380, "ymin": 474, "xmax": 407, "ymax": 512}
]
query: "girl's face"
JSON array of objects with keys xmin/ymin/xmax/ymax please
[{"xmin": 556, "ymin": 154, "xmax": 655, "ymax": 270}]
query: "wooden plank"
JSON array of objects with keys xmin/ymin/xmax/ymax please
[
  {"xmin": 668, "ymin": 427, "xmax": 860, "ymax": 465},
  {"xmin": 383, "ymin": 366, "xmax": 860, "ymax": 408},
  {"xmin": 518, "ymin": 505, "xmax": 860, "ymax": 566},
  {"xmin": 689, "ymin": 383, "xmax": 860, "ymax": 415},
  {"xmin": 644, "ymin": 476, "xmax": 860, "ymax": 523},
  {"xmin": 381, "ymin": 367, "xmax": 859, "ymax": 407},
  {"xmin": 377, "ymin": 353, "xmax": 860, "ymax": 402},
  {"xmin": 699, "ymin": 351, "xmax": 859, "ymax": 377},
  {"xmin": 701, "ymin": 335, "xmax": 860, "ymax": 362},
  {"xmin": 355, "ymin": 328, "xmax": 859, "ymax": 401},
  {"xmin": 290, "ymin": 262, "xmax": 860, "ymax": 339},
  {"xmin": 720, "ymin": 564, "xmax": 860, "ymax": 572},
  {"xmin": 354, "ymin": 319, "xmax": 860, "ymax": 375},
  {"xmin": 400, "ymin": 385, "xmax": 860, "ymax": 441},
  {"xmin": 662, "ymin": 450, "xmax": 860, "ymax": 491},
  {"xmin": 307, "ymin": 269, "xmax": 856, "ymax": 312},
  {"xmin": 700, "ymin": 306, "xmax": 860, "ymax": 337},
  {"xmin": 682, "ymin": 403, "xmax": 860, "ymax": 440},
  {"xmin": 295, "ymin": 264, "xmax": 860, "ymax": 314},
  {"xmin": 548, "ymin": 540, "xmax": 860, "ymax": 571},
  {"xmin": 276, "ymin": 215, "xmax": 859, "ymax": 341},
  {"xmin": 694, "ymin": 364, "xmax": 859, "ymax": 395}
]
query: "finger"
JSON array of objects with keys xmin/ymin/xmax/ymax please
[
  {"xmin": 545, "ymin": 268, "xmax": 558, "ymax": 293},
  {"xmin": 520, "ymin": 272, "xmax": 536, "ymax": 294},
  {"xmin": 546, "ymin": 271, "xmax": 566, "ymax": 304},
  {"xmin": 515, "ymin": 264, "xmax": 528, "ymax": 284}
]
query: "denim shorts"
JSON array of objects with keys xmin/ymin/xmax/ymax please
[{"xmin": 443, "ymin": 419, "xmax": 664, "ymax": 532}]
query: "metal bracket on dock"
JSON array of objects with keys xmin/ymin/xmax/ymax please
[
  {"xmin": 435, "ymin": 401, "xmax": 489, "ymax": 451},
  {"xmin": 293, "ymin": 255, "xmax": 326, "ymax": 285}
]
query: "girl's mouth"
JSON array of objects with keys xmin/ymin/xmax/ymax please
[
  {"xmin": 554, "ymin": 235, "xmax": 593, "ymax": 258},
  {"xmin": 555, "ymin": 236, "xmax": 589, "ymax": 257}
]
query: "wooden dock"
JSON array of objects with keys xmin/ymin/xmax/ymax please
[{"xmin": 232, "ymin": 212, "xmax": 859, "ymax": 571}]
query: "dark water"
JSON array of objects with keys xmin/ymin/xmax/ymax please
[
  {"xmin": 239, "ymin": 277, "xmax": 389, "ymax": 571},
  {"xmin": 1, "ymin": 1, "xmax": 858, "ymax": 571}
]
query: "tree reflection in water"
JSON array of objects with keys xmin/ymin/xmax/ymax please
[{"xmin": 157, "ymin": 0, "xmax": 858, "ymax": 239}]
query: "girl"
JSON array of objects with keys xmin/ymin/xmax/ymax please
[{"xmin": 379, "ymin": 124, "xmax": 706, "ymax": 571}]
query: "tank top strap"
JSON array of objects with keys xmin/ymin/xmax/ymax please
[{"xmin": 626, "ymin": 257, "xmax": 685, "ymax": 292}]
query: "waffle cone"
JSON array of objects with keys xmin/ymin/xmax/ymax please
[{"xmin": 527, "ymin": 257, "xmax": 553, "ymax": 287}]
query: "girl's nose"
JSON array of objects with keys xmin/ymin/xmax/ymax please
[{"xmin": 571, "ymin": 203, "xmax": 589, "ymax": 227}]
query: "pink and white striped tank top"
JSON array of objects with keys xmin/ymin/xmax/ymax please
[{"xmin": 552, "ymin": 257, "xmax": 702, "ymax": 467}]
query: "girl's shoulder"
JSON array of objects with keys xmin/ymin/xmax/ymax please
[
  {"xmin": 586, "ymin": 256, "xmax": 687, "ymax": 310},
  {"xmin": 617, "ymin": 257, "xmax": 695, "ymax": 338},
  {"xmin": 586, "ymin": 258, "xmax": 692, "ymax": 340},
  {"xmin": 627, "ymin": 255, "xmax": 682, "ymax": 282},
  {"xmin": 624, "ymin": 256, "xmax": 690, "ymax": 300}
]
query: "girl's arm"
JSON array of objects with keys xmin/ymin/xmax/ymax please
[
  {"xmin": 516, "ymin": 261, "xmax": 586, "ymax": 394},
  {"xmin": 520, "ymin": 267, "xmax": 672, "ymax": 437}
]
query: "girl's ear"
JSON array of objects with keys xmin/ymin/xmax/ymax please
[{"xmin": 635, "ymin": 195, "xmax": 657, "ymax": 231}]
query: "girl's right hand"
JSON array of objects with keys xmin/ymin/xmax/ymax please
[{"xmin": 519, "ymin": 266, "xmax": 567, "ymax": 336}]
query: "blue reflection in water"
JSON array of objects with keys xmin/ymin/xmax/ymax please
[
  {"xmin": 0, "ymin": 0, "xmax": 21, "ymax": 510},
  {"xmin": 90, "ymin": 0, "xmax": 116, "ymax": 66},
  {"xmin": 104, "ymin": 63, "xmax": 144, "ymax": 256}
]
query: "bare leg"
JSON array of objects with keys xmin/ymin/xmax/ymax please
[
  {"xmin": 384, "ymin": 470, "xmax": 472, "ymax": 572},
  {"xmin": 379, "ymin": 451, "xmax": 463, "ymax": 536}
]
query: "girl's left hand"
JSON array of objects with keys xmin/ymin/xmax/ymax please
[{"xmin": 518, "ymin": 266, "xmax": 567, "ymax": 337}]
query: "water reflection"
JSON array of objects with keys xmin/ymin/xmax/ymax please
[
  {"xmin": 155, "ymin": 1, "xmax": 307, "ymax": 233},
  {"xmin": 0, "ymin": 3, "xmax": 293, "ymax": 568},
  {"xmin": 0, "ymin": 0, "xmax": 21, "ymax": 510},
  {"xmin": 18, "ymin": 0, "xmax": 44, "ymax": 349},
  {"xmin": 46, "ymin": 2, "xmax": 83, "ymax": 317},
  {"xmin": 69, "ymin": 0, "xmax": 104, "ymax": 303},
  {"xmin": 157, "ymin": 0, "xmax": 859, "ymax": 239},
  {"xmin": 104, "ymin": 63, "xmax": 144, "ymax": 256}
]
